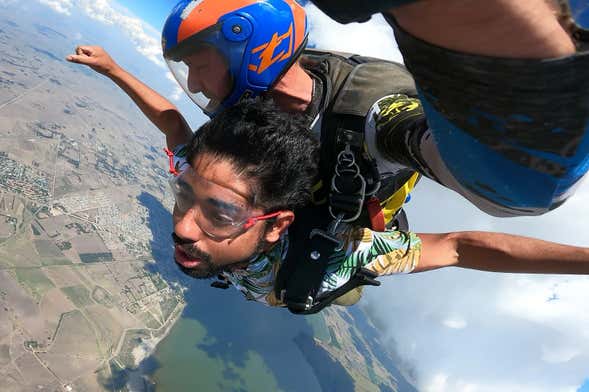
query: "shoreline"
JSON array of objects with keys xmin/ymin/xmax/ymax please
[
  {"xmin": 136, "ymin": 301, "xmax": 186, "ymax": 365},
  {"xmin": 126, "ymin": 301, "xmax": 186, "ymax": 392}
]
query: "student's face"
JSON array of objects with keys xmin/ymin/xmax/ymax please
[
  {"xmin": 183, "ymin": 47, "xmax": 232, "ymax": 102},
  {"xmin": 171, "ymin": 153, "xmax": 285, "ymax": 279}
]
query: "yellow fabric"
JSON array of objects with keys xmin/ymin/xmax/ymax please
[{"xmin": 380, "ymin": 171, "xmax": 420, "ymax": 224}]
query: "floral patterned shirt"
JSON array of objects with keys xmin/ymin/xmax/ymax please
[{"xmin": 222, "ymin": 227, "xmax": 422, "ymax": 307}]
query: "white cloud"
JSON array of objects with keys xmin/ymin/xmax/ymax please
[
  {"xmin": 304, "ymin": 3, "xmax": 403, "ymax": 63},
  {"xmin": 38, "ymin": 0, "xmax": 73, "ymax": 15},
  {"xmin": 166, "ymin": 71, "xmax": 184, "ymax": 102},
  {"xmin": 442, "ymin": 316, "xmax": 467, "ymax": 329},
  {"xmin": 35, "ymin": 0, "xmax": 185, "ymax": 101},
  {"xmin": 35, "ymin": 0, "xmax": 164, "ymax": 68},
  {"xmin": 364, "ymin": 177, "xmax": 589, "ymax": 392}
]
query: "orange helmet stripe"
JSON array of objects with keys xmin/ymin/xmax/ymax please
[
  {"xmin": 286, "ymin": 0, "xmax": 307, "ymax": 50},
  {"xmin": 177, "ymin": 0, "xmax": 259, "ymax": 43}
]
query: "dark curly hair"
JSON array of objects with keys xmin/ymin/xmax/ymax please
[{"xmin": 186, "ymin": 98, "xmax": 319, "ymax": 211}]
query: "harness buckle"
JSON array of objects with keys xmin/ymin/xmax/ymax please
[{"xmin": 329, "ymin": 144, "xmax": 367, "ymax": 222}]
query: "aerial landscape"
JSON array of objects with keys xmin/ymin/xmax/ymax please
[{"xmin": 0, "ymin": 1, "xmax": 416, "ymax": 391}]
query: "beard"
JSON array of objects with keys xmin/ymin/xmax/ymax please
[{"xmin": 173, "ymin": 236, "xmax": 268, "ymax": 280}]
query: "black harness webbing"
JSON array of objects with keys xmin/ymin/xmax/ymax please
[{"xmin": 274, "ymin": 51, "xmax": 418, "ymax": 315}]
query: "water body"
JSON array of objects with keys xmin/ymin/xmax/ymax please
[{"xmin": 145, "ymin": 283, "xmax": 339, "ymax": 392}]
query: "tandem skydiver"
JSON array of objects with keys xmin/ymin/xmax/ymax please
[
  {"xmin": 91, "ymin": 0, "xmax": 589, "ymax": 220},
  {"xmin": 66, "ymin": 0, "xmax": 589, "ymax": 312},
  {"xmin": 69, "ymin": 0, "xmax": 589, "ymax": 221},
  {"xmin": 137, "ymin": 96, "xmax": 589, "ymax": 313}
]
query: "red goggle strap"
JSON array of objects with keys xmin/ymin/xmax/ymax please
[
  {"xmin": 164, "ymin": 147, "xmax": 180, "ymax": 177},
  {"xmin": 243, "ymin": 211, "xmax": 283, "ymax": 229}
]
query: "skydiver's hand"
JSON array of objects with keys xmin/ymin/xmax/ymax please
[{"xmin": 66, "ymin": 45, "xmax": 121, "ymax": 77}]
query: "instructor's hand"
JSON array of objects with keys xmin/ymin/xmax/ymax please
[{"xmin": 66, "ymin": 45, "xmax": 120, "ymax": 76}]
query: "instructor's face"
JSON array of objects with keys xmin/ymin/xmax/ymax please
[
  {"xmin": 184, "ymin": 47, "xmax": 232, "ymax": 102},
  {"xmin": 171, "ymin": 154, "xmax": 268, "ymax": 279}
]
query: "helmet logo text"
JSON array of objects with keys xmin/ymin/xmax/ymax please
[{"xmin": 249, "ymin": 23, "xmax": 293, "ymax": 74}]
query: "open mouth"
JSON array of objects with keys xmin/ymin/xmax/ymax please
[{"xmin": 174, "ymin": 245, "xmax": 202, "ymax": 269}]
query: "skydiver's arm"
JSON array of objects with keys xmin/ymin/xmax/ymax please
[
  {"xmin": 414, "ymin": 232, "xmax": 589, "ymax": 274},
  {"xmin": 390, "ymin": 0, "xmax": 576, "ymax": 59},
  {"xmin": 66, "ymin": 45, "xmax": 192, "ymax": 150}
]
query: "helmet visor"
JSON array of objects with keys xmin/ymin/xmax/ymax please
[{"xmin": 165, "ymin": 25, "xmax": 243, "ymax": 115}]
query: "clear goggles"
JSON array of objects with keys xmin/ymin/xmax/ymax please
[{"xmin": 168, "ymin": 166, "xmax": 281, "ymax": 239}]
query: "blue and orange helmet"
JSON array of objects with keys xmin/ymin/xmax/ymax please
[{"xmin": 162, "ymin": 0, "xmax": 308, "ymax": 116}]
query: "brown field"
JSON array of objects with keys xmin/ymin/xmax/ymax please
[
  {"xmin": 45, "ymin": 310, "xmax": 98, "ymax": 355},
  {"xmin": 0, "ymin": 343, "xmax": 10, "ymax": 366},
  {"xmin": 0, "ymin": 237, "xmax": 41, "ymax": 267},
  {"xmin": 84, "ymin": 305, "xmax": 125, "ymax": 357},
  {"xmin": 14, "ymin": 351, "xmax": 56, "ymax": 386},
  {"xmin": 37, "ymin": 352, "xmax": 102, "ymax": 382},
  {"xmin": 0, "ymin": 364, "xmax": 28, "ymax": 392},
  {"xmin": 70, "ymin": 233, "xmax": 110, "ymax": 254},
  {"xmin": 72, "ymin": 369, "xmax": 107, "ymax": 392},
  {"xmin": 42, "ymin": 264, "xmax": 84, "ymax": 287}
]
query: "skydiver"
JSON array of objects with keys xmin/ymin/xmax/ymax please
[
  {"xmin": 69, "ymin": 0, "xmax": 589, "ymax": 219},
  {"xmin": 165, "ymin": 97, "xmax": 589, "ymax": 313},
  {"xmin": 307, "ymin": 0, "xmax": 589, "ymax": 216}
]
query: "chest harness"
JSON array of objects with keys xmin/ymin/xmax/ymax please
[{"xmin": 274, "ymin": 49, "xmax": 421, "ymax": 314}]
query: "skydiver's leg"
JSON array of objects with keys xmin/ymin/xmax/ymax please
[
  {"xmin": 313, "ymin": 0, "xmax": 589, "ymax": 216},
  {"xmin": 310, "ymin": 0, "xmax": 575, "ymax": 58},
  {"xmin": 370, "ymin": 86, "xmax": 589, "ymax": 217},
  {"xmin": 389, "ymin": 0, "xmax": 575, "ymax": 59},
  {"xmin": 387, "ymin": 11, "xmax": 589, "ymax": 216}
]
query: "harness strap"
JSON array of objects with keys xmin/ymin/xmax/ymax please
[{"xmin": 277, "ymin": 211, "xmax": 343, "ymax": 313}]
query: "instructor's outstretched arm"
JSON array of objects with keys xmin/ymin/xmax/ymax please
[
  {"xmin": 415, "ymin": 232, "xmax": 589, "ymax": 274},
  {"xmin": 66, "ymin": 45, "xmax": 192, "ymax": 150}
]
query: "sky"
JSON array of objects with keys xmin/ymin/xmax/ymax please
[{"xmin": 26, "ymin": 1, "xmax": 589, "ymax": 391}]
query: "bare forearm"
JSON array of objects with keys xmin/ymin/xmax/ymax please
[
  {"xmin": 390, "ymin": 0, "xmax": 575, "ymax": 58},
  {"xmin": 449, "ymin": 231, "xmax": 589, "ymax": 274},
  {"xmin": 108, "ymin": 67, "xmax": 192, "ymax": 149}
]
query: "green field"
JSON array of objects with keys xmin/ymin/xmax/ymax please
[
  {"xmin": 137, "ymin": 310, "xmax": 162, "ymax": 330},
  {"xmin": 79, "ymin": 252, "xmax": 113, "ymax": 263},
  {"xmin": 61, "ymin": 285, "xmax": 93, "ymax": 307},
  {"xmin": 92, "ymin": 286, "xmax": 115, "ymax": 308},
  {"xmin": 328, "ymin": 326, "xmax": 342, "ymax": 350},
  {"xmin": 159, "ymin": 296, "xmax": 178, "ymax": 322},
  {"xmin": 14, "ymin": 268, "xmax": 55, "ymax": 301},
  {"xmin": 150, "ymin": 273, "xmax": 167, "ymax": 291}
]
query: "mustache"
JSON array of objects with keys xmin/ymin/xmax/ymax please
[
  {"xmin": 172, "ymin": 232, "xmax": 193, "ymax": 245},
  {"xmin": 171, "ymin": 232, "xmax": 212, "ymax": 264}
]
